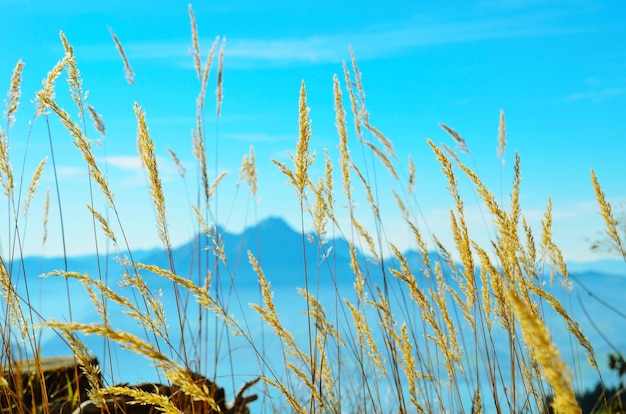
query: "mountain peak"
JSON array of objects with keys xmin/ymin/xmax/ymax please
[
  {"xmin": 255, "ymin": 216, "xmax": 294, "ymax": 232},
  {"xmin": 241, "ymin": 216, "xmax": 301, "ymax": 248}
]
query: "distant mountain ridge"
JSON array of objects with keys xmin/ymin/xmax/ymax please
[
  {"xmin": 5, "ymin": 216, "xmax": 626, "ymax": 391},
  {"xmin": 6, "ymin": 216, "xmax": 625, "ymax": 288}
]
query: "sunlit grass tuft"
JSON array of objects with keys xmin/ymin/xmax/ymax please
[{"xmin": 1, "ymin": 5, "xmax": 622, "ymax": 414}]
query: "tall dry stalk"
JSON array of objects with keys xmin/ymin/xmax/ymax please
[{"xmin": 1, "ymin": 11, "xmax": 607, "ymax": 414}]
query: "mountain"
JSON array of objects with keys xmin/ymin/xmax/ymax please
[
  {"xmin": 4, "ymin": 216, "xmax": 625, "ymax": 389},
  {"xmin": 136, "ymin": 216, "xmax": 360, "ymax": 287},
  {"xmin": 8, "ymin": 217, "xmax": 625, "ymax": 289}
]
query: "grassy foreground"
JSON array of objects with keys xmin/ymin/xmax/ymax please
[{"xmin": 1, "ymin": 5, "xmax": 624, "ymax": 414}]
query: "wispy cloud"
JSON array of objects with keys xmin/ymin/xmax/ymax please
[
  {"xmin": 103, "ymin": 155, "xmax": 178, "ymax": 175},
  {"xmin": 476, "ymin": 0, "xmax": 597, "ymax": 11},
  {"xmin": 225, "ymin": 132, "xmax": 294, "ymax": 143},
  {"xmin": 565, "ymin": 87, "xmax": 626, "ymax": 103},
  {"xmin": 56, "ymin": 165, "xmax": 86, "ymax": 181},
  {"xmin": 105, "ymin": 155, "xmax": 144, "ymax": 171},
  {"xmin": 77, "ymin": 13, "xmax": 580, "ymax": 69},
  {"xmin": 94, "ymin": 155, "xmax": 181, "ymax": 188}
]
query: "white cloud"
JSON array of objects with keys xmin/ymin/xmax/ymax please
[
  {"xmin": 77, "ymin": 13, "xmax": 579, "ymax": 69},
  {"xmin": 565, "ymin": 87, "xmax": 626, "ymax": 103},
  {"xmin": 208, "ymin": 15, "xmax": 575, "ymax": 67},
  {"xmin": 105, "ymin": 155, "xmax": 144, "ymax": 171},
  {"xmin": 225, "ymin": 132, "xmax": 293, "ymax": 143},
  {"xmin": 57, "ymin": 165, "xmax": 86, "ymax": 180}
]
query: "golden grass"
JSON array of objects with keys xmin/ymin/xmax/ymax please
[
  {"xmin": 6, "ymin": 59, "xmax": 23, "ymax": 128},
  {"xmin": 0, "ymin": 130, "xmax": 13, "ymax": 197},
  {"xmin": 188, "ymin": 4, "xmax": 202, "ymax": 81},
  {"xmin": 273, "ymin": 81, "xmax": 315, "ymax": 201},
  {"xmin": 2, "ymin": 10, "xmax": 619, "ymax": 414},
  {"xmin": 506, "ymin": 287, "xmax": 580, "ymax": 413},
  {"xmin": 109, "ymin": 28, "xmax": 135, "ymax": 86},
  {"xmin": 497, "ymin": 110, "xmax": 506, "ymax": 162},
  {"xmin": 591, "ymin": 169, "xmax": 625, "ymax": 257},
  {"xmin": 134, "ymin": 103, "xmax": 170, "ymax": 251},
  {"xmin": 216, "ymin": 37, "xmax": 226, "ymax": 119}
]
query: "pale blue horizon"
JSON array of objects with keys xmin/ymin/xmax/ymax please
[{"xmin": 1, "ymin": 0, "xmax": 625, "ymax": 263}]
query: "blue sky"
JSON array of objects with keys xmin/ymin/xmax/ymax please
[{"xmin": 1, "ymin": 0, "xmax": 625, "ymax": 262}]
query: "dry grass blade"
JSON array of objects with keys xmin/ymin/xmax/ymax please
[
  {"xmin": 408, "ymin": 155, "xmax": 416, "ymax": 195},
  {"xmin": 364, "ymin": 122, "xmax": 396, "ymax": 161},
  {"xmin": 310, "ymin": 179, "xmax": 328, "ymax": 240},
  {"xmin": 85, "ymin": 204, "xmax": 117, "ymax": 244},
  {"xmin": 43, "ymin": 187, "xmax": 50, "ymax": 245},
  {"xmin": 0, "ymin": 258, "xmax": 28, "ymax": 338},
  {"xmin": 23, "ymin": 157, "xmax": 47, "ymax": 216},
  {"xmin": 440, "ymin": 123, "xmax": 470, "ymax": 154},
  {"xmin": 334, "ymin": 75, "xmax": 353, "ymax": 206},
  {"xmin": 44, "ymin": 269, "xmax": 166, "ymax": 340},
  {"xmin": 188, "ymin": 4, "xmax": 202, "ymax": 80},
  {"xmin": 349, "ymin": 46, "xmax": 368, "ymax": 125},
  {"xmin": 273, "ymin": 81, "xmax": 315, "ymax": 199},
  {"xmin": 2, "ymin": 30, "xmax": 610, "ymax": 414},
  {"xmin": 248, "ymin": 251, "xmax": 305, "ymax": 362},
  {"xmin": 450, "ymin": 148, "xmax": 507, "ymax": 232},
  {"xmin": 35, "ymin": 56, "xmax": 68, "ymax": 116},
  {"xmin": 191, "ymin": 128, "xmax": 210, "ymax": 202},
  {"xmin": 216, "ymin": 37, "xmax": 226, "ymax": 118},
  {"xmin": 323, "ymin": 149, "xmax": 335, "ymax": 217},
  {"xmin": 100, "ymin": 386, "xmax": 181, "ymax": 414},
  {"xmin": 526, "ymin": 282, "xmax": 598, "ymax": 373},
  {"xmin": 35, "ymin": 95, "xmax": 115, "ymax": 208},
  {"xmin": 361, "ymin": 139, "xmax": 398, "ymax": 180},
  {"xmin": 497, "ymin": 110, "xmax": 507, "ymax": 162},
  {"xmin": 294, "ymin": 81, "xmax": 314, "ymax": 197},
  {"xmin": 389, "ymin": 246, "xmax": 460, "ymax": 383},
  {"xmin": 298, "ymin": 288, "xmax": 341, "ymax": 409},
  {"xmin": 541, "ymin": 198, "xmax": 569, "ymax": 283},
  {"xmin": 448, "ymin": 212, "xmax": 476, "ymax": 319},
  {"xmin": 134, "ymin": 102, "xmax": 170, "ymax": 250},
  {"xmin": 398, "ymin": 323, "xmax": 427, "ymax": 413},
  {"xmin": 351, "ymin": 214, "xmax": 378, "ymax": 260},
  {"xmin": 86, "ymin": 104, "xmax": 106, "ymax": 138},
  {"xmin": 472, "ymin": 243, "xmax": 497, "ymax": 330},
  {"xmin": 521, "ymin": 217, "xmax": 538, "ymax": 278},
  {"xmin": 298, "ymin": 288, "xmax": 341, "ymax": 344},
  {"xmin": 45, "ymin": 320, "xmax": 170, "ymax": 365},
  {"xmin": 510, "ymin": 153, "xmax": 521, "ymax": 226},
  {"xmin": 208, "ymin": 171, "xmax": 228, "ymax": 201},
  {"xmin": 591, "ymin": 169, "xmax": 624, "ymax": 255},
  {"xmin": 344, "ymin": 298, "xmax": 387, "ymax": 379},
  {"xmin": 190, "ymin": 204, "xmax": 227, "ymax": 264},
  {"xmin": 0, "ymin": 129, "xmax": 14, "ymax": 197},
  {"xmin": 505, "ymin": 288, "xmax": 580, "ymax": 414},
  {"xmin": 432, "ymin": 262, "xmax": 462, "ymax": 362},
  {"xmin": 109, "ymin": 27, "xmax": 135, "ymax": 85},
  {"xmin": 197, "ymin": 36, "xmax": 219, "ymax": 111},
  {"xmin": 342, "ymin": 60, "xmax": 363, "ymax": 139},
  {"xmin": 6, "ymin": 59, "xmax": 24, "ymax": 126},
  {"xmin": 472, "ymin": 388, "xmax": 483, "ymax": 414},
  {"xmin": 352, "ymin": 160, "xmax": 380, "ymax": 221},
  {"xmin": 262, "ymin": 376, "xmax": 306, "ymax": 414},
  {"xmin": 167, "ymin": 147, "xmax": 186, "ymax": 178},
  {"xmin": 407, "ymin": 221, "xmax": 430, "ymax": 274},
  {"xmin": 430, "ymin": 139, "xmax": 464, "ymax": 215},
  {"xmin": 392, "ymin": 188, "xmax": 409, "ymax": 223},
  {"xmin": 238, "ymin": 146, "xmax": 257, "ymax": 196},
  {"xmin": 433, "ymin": 140, "xmax": 477, "ymax": 304},
  {"xmin": 60, "ymin": 31, "xmax": 86, "ymax": 114},
  {"xmin": 127, "ymin": 261, "xmax": 236, "ymax": 331},
  {"xmin": 441, "ymin": 142, "xmax": 461, "ymax": 165}
]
